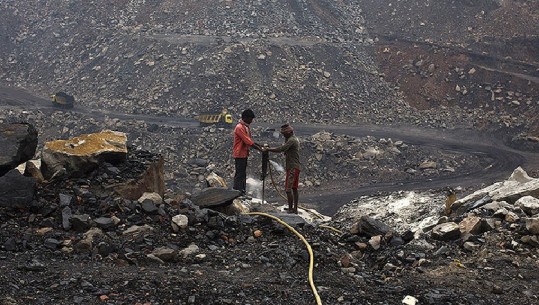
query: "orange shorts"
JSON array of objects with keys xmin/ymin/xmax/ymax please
[{"xmin": 285, "ymin": 168, "xmax": 300, "ymax": 192}]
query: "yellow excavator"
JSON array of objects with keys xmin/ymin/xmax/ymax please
[
  {"xmin": 196, "ymin": 109, "xmax": 233, "ymax": 127},
  {"xmin": 51, "ymin": 92, "xmax": 75, "ymax": 109}
]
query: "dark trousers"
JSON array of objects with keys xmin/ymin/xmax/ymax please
[{"xmin": 233, "ymin": 158, "xmax": 248, "ymax": 193}]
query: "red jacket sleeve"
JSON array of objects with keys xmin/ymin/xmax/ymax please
[{"xmin": 236, "ymin": 124, "xmax": 254, "ymax": 146}]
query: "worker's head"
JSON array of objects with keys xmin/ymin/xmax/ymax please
[
  {"xmin": 241, "ymin": 108, "xmax": 256, "ymax": 124},
  {"xmin": 280, "ymin": 124, "xmax": 294, "ymax": 138}
]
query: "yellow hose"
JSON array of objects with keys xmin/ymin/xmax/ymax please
[
  {"xmin": 318, "ymin": 224, "xmax": 343, "ymax": 235},
  {"xmin": 245, "ymin": 212, "xmax": 323, "ymax": 305}
]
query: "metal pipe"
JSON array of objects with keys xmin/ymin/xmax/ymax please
[{"xmin": 261, "ymin": 149, "xmax": 269, "ymax": 203}]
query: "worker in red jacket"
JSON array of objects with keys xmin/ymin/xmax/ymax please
[{"xmin": 233, "ymin": 109, "xmax": 262, "ymax": 194}]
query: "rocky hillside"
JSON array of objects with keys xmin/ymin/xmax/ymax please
[
  {"xmin": 1, "ymin": 0, "xmax": 537, "ymax": 132},
  {"xmin": 1, "ymin": 1, "xmax": 539, "ymax": 302},
  {"xmin": 0, "ymin": 0, "xmax": 403, "ymax": 126}
]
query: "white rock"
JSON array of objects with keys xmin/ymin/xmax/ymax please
[
  {"xmin": 369, "ymin": 235, "xmax": 381, "ymax": 250},
  {"xmin": 172, "ymin": 214, "xmax": 189, "ymax": 231},
  {"xmin": 179, "ymin": 243, "xmax": 200, "ymax": 258},
  {"xmin": 402, "ymin": 295, "xmax": 418, "ymax": 305},
  {"xmin": 138, "ymin": 192, "xmax": 163, "ymax": 205},
  {"xmin": 516, "ymin": 196, "xmax": 539, "ymax": 216}
]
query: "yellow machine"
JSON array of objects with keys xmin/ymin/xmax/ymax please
[
  {"xmin": 51, "ymin": 92, "xmax": 75, "ymax": 109},
  {"xmin": 197, "ymin": 109, "xmax": 233, "ymax": 127}
]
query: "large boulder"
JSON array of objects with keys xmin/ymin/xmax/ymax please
[
  {"xmin": 192, "ymin": 187, "xmax": 241, "ymax": 208},
  {"xmin": 350, "ymin": 216, "xmax": 392, "ymax": 237},
  {"xmin": 0, "ymin": 169, "xmax": 36, "ymax": 208},
  {"xmin": 114, "ymin": 156, "xmax": 165, "ymax": 200},
  {"xmin": 0, "ymin": 123, "xmax": 38, "ymax": 176},
  {"xmin": 41, "ymin": 130, "xmax": 127, "ymax": 178}
]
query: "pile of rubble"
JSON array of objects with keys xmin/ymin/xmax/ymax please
[{"xmin": 1, "ymin": 122, "xmax": 538, "ymax": 304}]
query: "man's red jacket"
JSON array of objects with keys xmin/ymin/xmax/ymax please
[{"xmin": 233, "ymin": 120, "xmax": 254, "ymax": 158}]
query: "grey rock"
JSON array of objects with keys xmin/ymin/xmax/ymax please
[
  {"xmin": 18, "ymin": 259, "xmax": 46, "ymax": 272},
  {"xmin": 62, "ymin": 206, "xmax": 72, "ymax": 230},
  {"xmin": 452, "ymin": 167, "xmax": 539, "ymax": 211},
  {"xmin": 95, "ymin": 217, "xmax": 116, "ymax": 229},
  {"xmin": 389, "ymin": 235, "xmax": 404, "ymax": 247},
  {"xmin": 70, "ymin": 214, "xmax": 92, "ymax": 232},
  {"xmin": 137, "ymin": 192, "xmax": 163, "ymax": 205},
  {"xmin": 515, "ymin": 196, "xmax": 539, "ymax": 216},
  {"xmin": 521, "ymin": 235, "xmax": 539, "ymax": 247},
  {"xmin": 192, "ymin": 187, "xmax": 241, "ymax": 208},
  {"xmin": 463, "ymin": 241, "xmax": 480, "ymax": 251},
  {"xmin": 267, "ymin": 212, "xmax": 307, "ymax": 227},
  {"xmin": 458, "ymin": 215, "xmax": 482, "ymax": 235},
  {"xmin": 141, "ymin": 199, "xmax": 158, "ymax": 213},
  {"xmin": 59, "ymin": 193, "xmax": 74, "ymax": 207},
  {"xmin": 179, "ymin": 243, "xmax": 199, "ymax": 258},
  {"xmin": 3, "ymin": 238, "xmax": 18, "ymax": 252},
  {"xmin": 171, "ymin": 214, "xmax": 189, "ymax": 231},
  {"xmin": 481, "ymin": 218, "xmax": 498, "ymax": 231},
  {"xmin": 369, "ymin": 235, "xmax": 382, "ymax": 250},
  {"xmin": 44, "ymin": 238, "xmax": 61, "ymax": 250},
  {"xmin": 187, "ymin": 158, "xmax": 210, "ymax": 167},
  {"xmin": 97, "ymin": 242, "xmax": 116, "ymax": 257},
  {"xmin": 122, "ymin": 224, "xmax": 154, "ymax": 236},
  {"xmin": 525, "ymin": 217, "xmax": 539, "ymax": 235},
  {"xmin": 152, "ymin": 247, "xmax": 178, "ymax": 262},
  {"xmin": 431, "ymin": 222, "xmax": 461, "ymax": 241}
]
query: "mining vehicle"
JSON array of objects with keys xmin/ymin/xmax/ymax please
[
  {"xmin": 51, "ymin": 91, "xmax": 75, "ymax": 109},
  {"xmin": 196, "ymin": 109, "xmax": 233, "ymax": 127}
]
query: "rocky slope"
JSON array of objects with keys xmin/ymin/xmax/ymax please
[{"xmin": 1, "ymin": 1, "xmax": 537, "ymax": 132}]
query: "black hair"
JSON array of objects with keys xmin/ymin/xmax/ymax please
[{"xmin": 241, "ymin": 108, "xmax": 256, "ymax": 119}]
